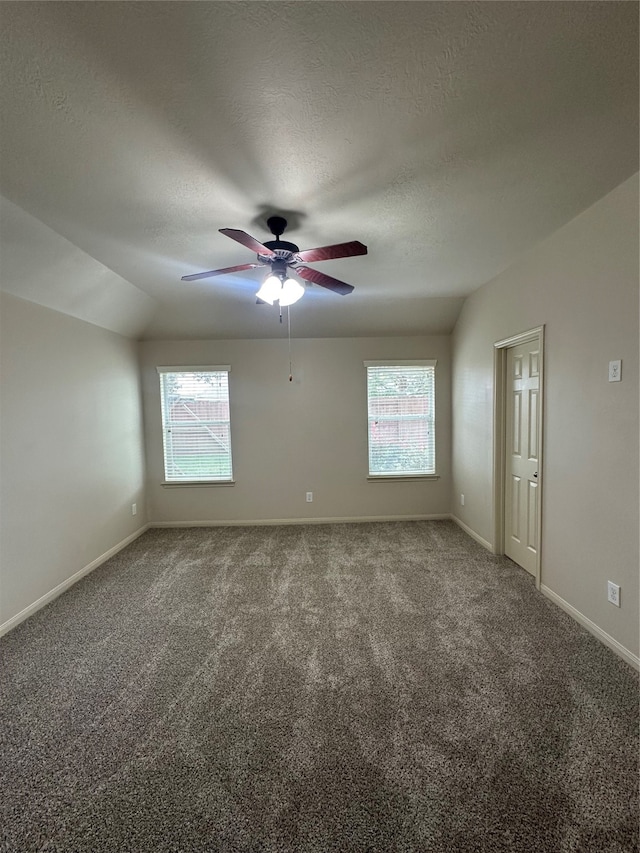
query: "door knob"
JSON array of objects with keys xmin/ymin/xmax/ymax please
[{"xmin": 533, "ymin": 472, "xmax": 538, "ymax": 478}]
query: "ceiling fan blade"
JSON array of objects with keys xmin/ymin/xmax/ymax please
[
  {"xmin": 181, "ymin": 263, "xmax": 260, "ymax": 282},
  {"xmin": 219, "ymin": 228, "xmax": 275, "ymax": 257},
  {"xmin": 296, "ymin": 265, "xmax": 355, "ymax": 295},
  {"xmin": 295, "ymin": 240, "xmax": 367, "ymax": 263}
]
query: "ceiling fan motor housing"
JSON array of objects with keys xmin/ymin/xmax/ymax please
[
  {"xmin": 269, "ymin": 257, "xmax": 290, "ymax": 278},
  {"xmin": 262, "ymin": 215, "xmax": 300, "ymax": 259},
  {"xmin": 261, "ymin": 241, "xmax": 299, "ymax": 259}
]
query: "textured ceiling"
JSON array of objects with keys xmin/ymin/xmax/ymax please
[{"xmin": 0, "ymin": 1, "xmax": 638, "ymax": 339}]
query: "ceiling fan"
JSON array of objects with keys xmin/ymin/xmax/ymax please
[{"xmin": 181, "ymin": 215, "xmax": 367, "ymax": 306}]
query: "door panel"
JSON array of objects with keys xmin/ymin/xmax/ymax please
[
  {"xmin": 505, "ymin": 341, "xmax": 540, "ymax": 575},
  {"xmin": 529, "ymin": 389, "xmax": 539, "ymax": 459},
  {"xmin": 511, "ymin": 476, "xmax": 521, "ymax": 540},
  {"xmin": 513, "ymin": 354, "xmax": 523, "ymax": 378},
  {"xmin": 527, "ymin": 481, "xmax": 538, "ymax": 550},
  {"xmin": 513, "ymin": 392, "xmax": 522, "ymax": 454}
]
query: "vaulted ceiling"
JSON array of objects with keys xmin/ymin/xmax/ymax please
[{"xmin": 1, "ymin": 2, "xmax": 638, "ymax": 339}]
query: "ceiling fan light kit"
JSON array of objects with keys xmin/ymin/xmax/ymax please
[
  {"xmin": 182, "ymin": 215, "xmax": 367, "ymax": 311},
  {"xmin": 278, "ymin": 277, "xmax": 305, "ymax": 307},
  {"xmin": 255, "ymin": 272, "xmax": 304, "ymax": 307},
  {"xmin": 255, "ymin": 274, "xmax": 283, "ymax": 306}
]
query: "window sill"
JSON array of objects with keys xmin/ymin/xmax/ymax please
[
  {"xmin": 367, "ymin": 475, "xmax": 440, "ymax": 482},
  {"xmin": 161, "ymin": 480, "xmax": 236, "ymax": 488}
]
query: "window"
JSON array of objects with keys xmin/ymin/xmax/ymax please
[
  {"xmin": 157, "ymin": 367, "xmax": 233, "ymax": 483},
  {"xmin": 365, "ymin": 360, "xmax": 436, "ymax": 477}
]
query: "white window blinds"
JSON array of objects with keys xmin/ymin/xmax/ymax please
[
  {"xmin": 365, "ymin": 361, "xmax": 436, "ymax": 477},
  {"xmin": 157, "ymin": 367, "xmax": 233, "ymax": 482}
]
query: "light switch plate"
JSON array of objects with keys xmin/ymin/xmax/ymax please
[{"xmin": 608, "ymin": 360, "xmax": 621, "ymax": 382}]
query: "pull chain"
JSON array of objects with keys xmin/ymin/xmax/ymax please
[{"xmin": 287, "ymin": 306, "xmax": 293, "ymax": 381}]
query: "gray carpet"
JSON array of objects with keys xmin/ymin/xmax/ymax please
[{"xmin": 0, "ymin": 521, "xmax": 638, "ymax": 853}]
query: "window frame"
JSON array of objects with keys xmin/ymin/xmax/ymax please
[
  {"xmin": 157, "ymin": 365, "xmax": 234, "ymax": 486},
  {"xmin": 364, "ymin": 359, "xmax": 438, "ymax": 480}
]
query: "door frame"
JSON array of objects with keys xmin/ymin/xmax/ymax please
[{"xmin": 493, "ymin": 326, "xmax": 545, "ymax": 589}]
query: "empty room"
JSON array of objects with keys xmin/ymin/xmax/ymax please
[{"xmin": 0, "ymin": 2, "xmax": 638, "ymax": 852}]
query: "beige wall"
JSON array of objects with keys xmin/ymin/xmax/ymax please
[
  {"xmin": 140, "ymin": 336, "xmax": 451, "ymax": 523},
  {"xmin": 452, "ymin": 174, "xmax": 639, "ymax": 659},
  {"xmin": 3, "ymin": 175, "xmax": 637, "ymax": 665},
  {"xmin": 0, "ymin": 293, "xmax": 147, "ymax": 628}
]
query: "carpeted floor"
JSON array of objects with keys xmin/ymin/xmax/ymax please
[{"xmin": 0, "ymin": 521, "xmax": 638, "ymax": 853}]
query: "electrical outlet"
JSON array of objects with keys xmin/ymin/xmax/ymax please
[
  {"xmin": 131, "ymin": 503, "xmax": 137, "ymax": 516},
  {"xmin": 460, "ymin": 494, "xmax": 465, "ymax": 506},
  {"xmin": 608, "ymin": 360, "xmax": 622, "ymax": 382},
  {"xmin": 607, "ymin": 581, "xmax": 620, "ymax": 607},
  {"xmin": 306, "ymin": 492, "xmax": 313, "ymax": 502}
]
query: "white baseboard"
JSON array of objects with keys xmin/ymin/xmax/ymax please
[
  {"xmin": 450, "ymin": 515, "xmax": 493, "ymax": 552},
  {"xmin": 541, "ymin": 584, "xmax": 639, "ymax": 671},
  {"xmin": 447, "ymin": 520, "xmax": 639, "ymax": 671},
  {"xmin": 149, "ymin": 514, "xmax": 451, "ymax": 528},
  {"xmin": 5, "ymin": 520, "xmax": 636, "ymax": 673},
  {"xmin": 0, "ymin": 524, "xmax": 149, "ymax": 639}
]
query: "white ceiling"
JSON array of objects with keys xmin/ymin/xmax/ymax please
[{"xmin": 1, "ymin": 2, "xmax": 637, "ymax": 340}]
